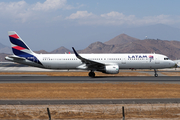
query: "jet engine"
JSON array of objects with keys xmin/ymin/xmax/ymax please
[{"xmin": 102, "ymin": 64, "xmax": 119, "ymax": 74}]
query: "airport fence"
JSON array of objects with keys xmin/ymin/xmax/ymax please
[{"xmin": 0, "ymin": 103, "xmax": 180, "ymax": 119}]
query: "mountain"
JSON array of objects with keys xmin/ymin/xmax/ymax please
[
  {"xmin": 34, "ymin": 50, "xmax": 49, "ymax": 54},
  {"xmin": 117, "ymin": 24, "xmax": 180, "ymax": 41},
  {"xmin": 0, "ymin": 43, "xmax": 11, "ymax": 54},
  {"xmin": 79, "ymin": 41, "xmax": 115, "ymax": 53},
  {"xmin": 0, "ymin": 43, "xmax": 5, "ymax": 49},
  {"xmin": 50, "ymin": 46, "xmax": 73, "ymax": 54},
  {"xmin": 0, "ymin": 47, "xmax": 11, "ymax": 54},
  {"xmin": 80, "ymin": 37, "xmax": 180, "ymax": 60},
  {"xmin": 104, "ymin": 34, "xmax": 140, "ymax": 45},
  {"xmin": 0, "ymin": 53, "xmax": 9, "ymax": 62},
  {"xmin": 128, "ymin": 39, "xmax": 180, "ymax": 59}
]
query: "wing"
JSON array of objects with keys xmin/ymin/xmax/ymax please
[{"xmin": 72, "ymin": 47, "xmax": 105, "ymax": 70}]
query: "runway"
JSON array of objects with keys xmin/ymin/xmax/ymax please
[
  {"xmin": 0, "ymin": 76, "xmax": 180, "ymax": 83},
  {"xmin": 0, "ymin": 76, "xmax": 180, "ymax": 105},
  {"xmin": 0, "ymin": 98, "xmax": 180, "ymax": 105}
]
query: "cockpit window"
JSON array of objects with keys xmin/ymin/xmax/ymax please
[{"xmin": 164, "ymin": 58, "xmax": 169, "ymax": 60}]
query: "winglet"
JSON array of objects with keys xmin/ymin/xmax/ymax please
[{"xmin": 72, "ymin": 47, "xmax": 79, "ymax": 58}]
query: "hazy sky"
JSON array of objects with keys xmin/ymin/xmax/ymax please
[{"xmin": 1, "ymin": 0, "xmax": 180, "ymax": 51}]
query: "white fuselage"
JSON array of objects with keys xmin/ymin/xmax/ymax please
[
  {"xmin": 6, "ymin": 31, "xmax": 176, "ymax": 77},
  {"xmin": 6, "ymin": 53, "xmax": 175, "ymax": 70}
]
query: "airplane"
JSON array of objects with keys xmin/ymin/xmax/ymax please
[{"xmin": 5, "ymin": 31, "xmax": 176, "ymax": 77}]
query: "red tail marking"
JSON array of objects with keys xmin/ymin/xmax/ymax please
[
  {"xmin": 13, "ymin": 46, "xmax": 25, "ymax": 50},
  {"xmin": 9, "ymin": 34, "xmax": 19, "ymax": 39}
]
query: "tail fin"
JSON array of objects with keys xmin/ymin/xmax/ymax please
[
  {"xmin": 8, "ymin": 31, "xmax": 43, "ymax": 66},
  {"xmin": 8, "ymin": 31, "xmax": 35, "ymax": 57}
]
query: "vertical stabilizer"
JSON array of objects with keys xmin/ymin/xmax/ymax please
[
  {"xmin": 8, "ymin": 31, "xmax": 42, "ymax": 65},
  {"xmin": 8, "ymin": 31, "xmax": 34, "ymax": 57}
]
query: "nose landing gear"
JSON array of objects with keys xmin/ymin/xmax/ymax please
[{"xmin": 154, "ymin": 69, "xmax": 158, "ymax": 77}]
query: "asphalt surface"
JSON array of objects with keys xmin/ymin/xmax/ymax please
[
  {"xmin": 0, "ymin": 76, "xmax": 179, "ymax": 105},
  {"xmin": 0, "ymin": 99, "xmax": 180, "ymax": 105},
  {"xmin": 0, "ymin": 63, "xmax": 28, "ymax": 67},
  {"xmin": 0, "ymin": 63, "xmax": 180, "ymax": 105},
  {"xmin": 0, "ymin": 76, "xmax": 180, "ymax": 83}
]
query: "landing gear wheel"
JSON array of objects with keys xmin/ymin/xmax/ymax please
[
  {"xmin": 89, "ymin": 72, "xmax": 95, "ymax": 78},
  {"xmin": 154, "ymin": 74, "xmax": 158, "ymax": 77},
  {"xmin": 154, "ymin": 69, "xmax": 158, "ymax": 77}
]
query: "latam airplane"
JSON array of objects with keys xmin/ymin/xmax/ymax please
[{"xmin": 5, "ymin": 31, "xmax": 175, "ymax": 77}]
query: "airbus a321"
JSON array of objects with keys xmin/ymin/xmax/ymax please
[{"xmin": 5, "ymin": 31, "xmax": 176, "ymax": 77}]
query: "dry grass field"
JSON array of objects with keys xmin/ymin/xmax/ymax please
[
  {"xmin": 0, "ymin": 104, "xmax": 180, "ymax": 119},
  {"xmin": 0, "ymin": 83, "xmax": 180, "ymax": 99},
  {"xmin": 161, "ymin": 72, "xmax": 180, "ymax": 76}
]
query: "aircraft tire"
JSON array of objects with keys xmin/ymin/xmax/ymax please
[
  {"xmin": 89, "ymin": 72, "xmax": 95, "ymax": 78},
  {"xmin": 154, "ymin": 74, "xmax": 158, "ymax": 77}
]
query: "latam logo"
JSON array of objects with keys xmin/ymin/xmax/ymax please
[
  {"xmin": 128, "ymin": 55, "xmax": 154, "ymax": 62},
  {"xmin": 128, "ymin": 55, "xmax": 148, "ymax": 59},
  {"xmin": 149, "ymin": 55, "xmax": 154, "ymax": 62}
]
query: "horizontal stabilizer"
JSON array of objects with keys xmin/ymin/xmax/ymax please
[{"xmin": 6, "ymin": 55, "xmax": 26, "ymax": 60}]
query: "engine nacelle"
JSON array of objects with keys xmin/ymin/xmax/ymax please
[{"xmin": 103, "ymin": 64, "xmax": 119, "ymax": 74}]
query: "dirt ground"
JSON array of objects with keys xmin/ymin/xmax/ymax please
[{"xmin": 0, "ymin": 104, "xmax": 180, "ymax": 119}]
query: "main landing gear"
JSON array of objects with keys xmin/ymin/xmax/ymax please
[
  {"xmin": 89, "ymin": 71, "xmax": 95, "ymax": 78},
  {"xmin": 154, "ymin": 69, "xmax": 158, "ymax": 77}
]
